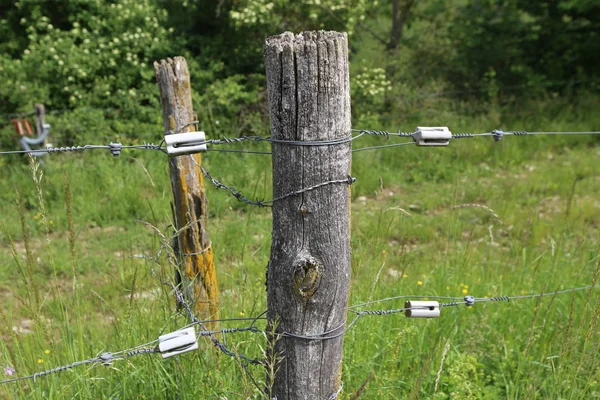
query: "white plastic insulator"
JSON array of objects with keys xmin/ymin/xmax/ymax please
[
  {"xmin": 404, "ymin": 301, "xmax": 440, "ymax": 318},
  {"xmin": 414, "ymin": 127, "xmax": 452, "ymax": 147},
  {"xmin": 165, "ymin": 131, "xmax": 207, "ymax": 156},
  {"xmin": 158, "ymin": 327, "xmax": 199, "ymax": 358}
]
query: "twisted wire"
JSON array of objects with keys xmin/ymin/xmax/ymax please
[
  {"xmin": 194, "ymin": 161, "xmax": 269, "ymax": 207},
  {"xmin": 452, "ymin": 133, "xmax": 475, "ymax": 139},
  {"xmin": 351, "ymin": 129, "xmax": 415, "ymax": 138},
  {"xmin": 190, "ymin": 155, "xmax": 354, "ymax": 208},
  {"xmin": 279, "ymin": 316, "xmax": 359, "ymax": 341}
]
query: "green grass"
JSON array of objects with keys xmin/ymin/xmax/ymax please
[{"xmin": 0, "ymin": 95, "xmax": 599, "ymax": 399}]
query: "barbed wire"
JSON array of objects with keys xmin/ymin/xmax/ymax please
[
  {"xmin": 350, "ymin": 284, "xmax": 599, "ymax": 316},
  {"xmin": 0, "ymin": 142, "xmax": 165, "ymax": 156},
  {"xmin": 451, "ymin": 129, "xmax": 600, "ymax": 142},
  {"xmin": 1, "ymin": 127, "xmax": 598, "ymax": 157},
  {"xmin": 3, "ymin": 126, "xmax": 596, "ymax": 212},
  {"xmin": 0, "ymin": 344, "xmax": 159, "ymax": 385},
  {"xmin": 190, "ymin": 155, "xmax": 355, "ymax": 207},
  {"xmin": 1, "ymin": 283, "xmax": 597, "ymax": 388}
]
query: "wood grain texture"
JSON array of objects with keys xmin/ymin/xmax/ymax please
[
  {"xmin": 265, "ymin": 31, "xmax": 351, "ymax": 400},
  {"xmin": 154, "ymin": 57, "xmax": 219, "ymax": 322}
]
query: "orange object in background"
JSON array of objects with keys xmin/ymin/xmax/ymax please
[{"xmin": 11, "ymin": 119, "xmax": 33, "ymax": 136}]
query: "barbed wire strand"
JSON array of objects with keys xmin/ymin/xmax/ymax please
[
  {"xmin": 0, "ymin": 143, "xmax": 165, "ymax": 156},
  {"xmin": 2, "ymin": 128, "xmax": 599, "ymax": 157},
  {"xmin": 1, "ymin": 284, "xmax": 598, "ymax": 386},
  {"xmin": 351, "ymin": 285, "xmax": 599, "ymax": 316},
  {"xmin": 0, "ymin": 346, "xmax": 159, "ymax": 385}
]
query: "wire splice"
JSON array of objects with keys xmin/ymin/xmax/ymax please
[
  {"xmin": 492, "ymin": 129, "xmax": 504, "ymax": 142},
  {"xmin": 108, "ymin": 142, "xmax": 122, "ymax": 157},
  {"xmin": 99, "ymin": 352, "xmax": 113, "ymax": 366},
  {"xmin": 464, "ymin": 296, "xmax": 476, "ymax": 307}
]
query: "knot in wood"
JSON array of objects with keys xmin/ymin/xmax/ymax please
[{"xmin": 292, "ymin": 255, "xmax": 322, "ymax": 300}]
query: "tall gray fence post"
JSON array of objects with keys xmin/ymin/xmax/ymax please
[{"xmin": 264, "ymin": 31, "xmax": 352, "ymax": 400}]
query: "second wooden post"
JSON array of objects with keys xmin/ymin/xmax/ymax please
[
  {"xmin": 154, "ymin": 57, "xmax": 219, "ymax": 322},
  {"xmin": 264, "ymin": 31, "xmax": 352, "ymax": 399}
]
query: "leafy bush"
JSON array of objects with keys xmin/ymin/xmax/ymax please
[{"xmin": 0, "ymin": 0, "xmax": 182, "ymax": 123}]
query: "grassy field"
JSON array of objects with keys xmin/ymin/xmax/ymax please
[{"xmin": 0, "ymin": 95, "xmax": 599, "ymax": 399}]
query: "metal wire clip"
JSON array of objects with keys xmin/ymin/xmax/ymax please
[
  {"xmin": 404, "ymin": 301, "xmax": 441, "ymax": 318},
  {"xmin": 165, "ymin": 131, "xmax": 207, "ymax": 156},
  {"xmin": 158, "ymin": 327, "xmax": 199, "ymax": 358},
  {"xmin": 413, "ymin": 127, "xmax": 452, "ymax": 147}
]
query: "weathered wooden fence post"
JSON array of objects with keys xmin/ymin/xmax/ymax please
[
  {"xmin": 264, "ymin": 31, "xmax": 352, "ymax": 399},
  {"xmin": 154, "ymin": 57, "xmax": 219, "ymax": 322}
]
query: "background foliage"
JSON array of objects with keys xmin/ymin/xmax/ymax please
[{"xmin": 1, "ymin": 0, "xmax": 598, "ymax": 140}]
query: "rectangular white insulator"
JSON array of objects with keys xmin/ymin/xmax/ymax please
[
  {"xmin": 414, "ymin": 127, "xmax": 451, "ymax": 147},
  {"xmin": 404, "ymin": 301, "xmax": 440, "ymax": 318},
  {"xmin": 165, "ymin": 131, "xmax": 207, "ymax": 156},
  {"xmin": 158, "ymin": 327, "xmax": 199, "ymax": 358}
]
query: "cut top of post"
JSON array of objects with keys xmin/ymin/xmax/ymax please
[{"xmin": 264, "ymin": 30, "xmax": 351, "ymax": 146}]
